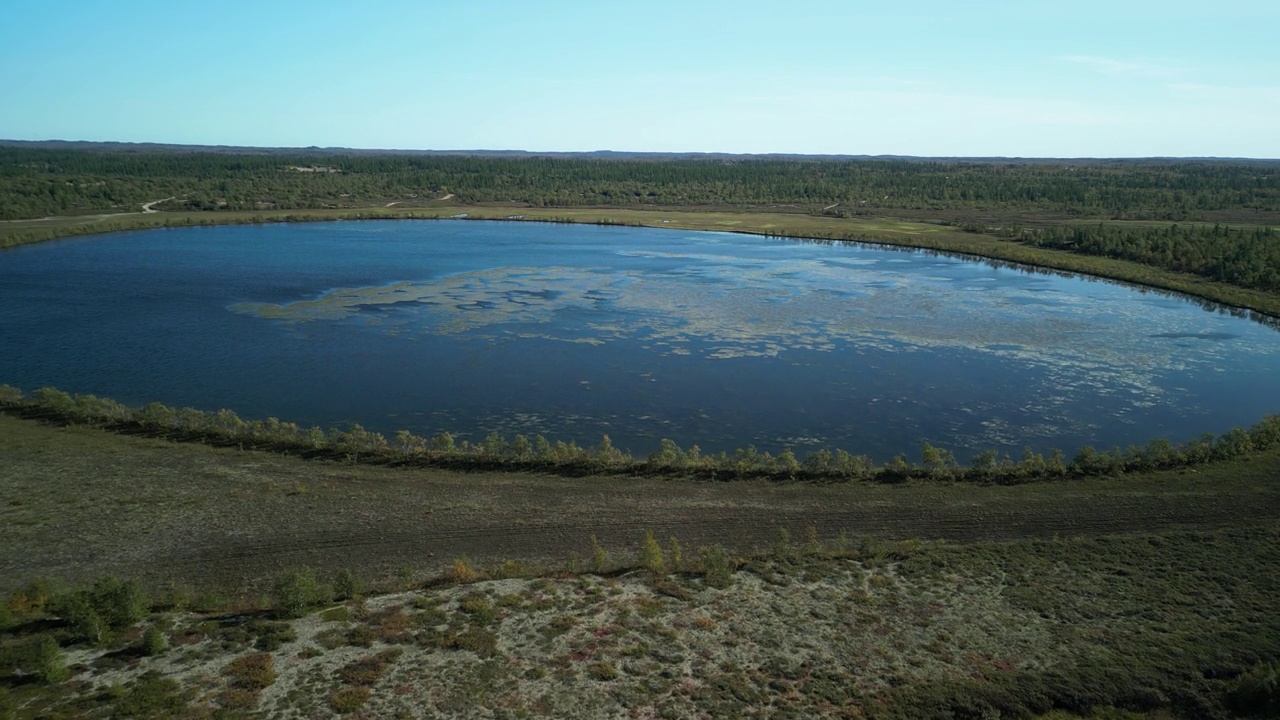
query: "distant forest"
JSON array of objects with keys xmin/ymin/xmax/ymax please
[
  {"xmin": 1, "ymin": 146, "xmax": 1277, "ymax": 291},
  {"xmin": 5, "ymin": 147, "xmax": 1280, "ymax": 219}
]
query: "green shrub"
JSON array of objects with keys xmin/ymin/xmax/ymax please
[
  {"xmin": 333, "ymin": 569, "xmax": 364, "ymax": 601},
  {"xmin": 449, "ymin": 626, "xmax": 499, "ymax": 657},
  {"xmin": 459, "ymin": 595, "xmax": 497, "ymax": 625},
  {"xmin": 271, "ymin": 567, "xmax": 326, "ymax": 618},
  {"xmin": 591, "ymin": 534, "xmax": 610, "ymax": 573},
  {"xmin": 57, "ymin": 592, "xmax": 111, "ymax": 645},
  {"xmin": 32, "ymin": 387, "xmax": 75, "ymax": 414},
  {"xmin": 0, "ymin": 384, "xmax": 24, "ymax": 404},
  {"xmin": 90, "ymin": 576, "xmax": 149, "ymax": 628},
  {"xmin": 775, "ymin": 448, "xmax": 800, "ymax": 474},
  {"xmin": 141, "ymin": 625, "xmax": 167, "ymax": 656},
  {"xmin": 1229, "ymin": 662, "xmax": 1280, "ymax": 717},
  {"xmin": 53, "ymin": 576, "xmax": 148, "ymax": 646},
  {"xmin": 701, "ymin": 545, "xmax": 735, "ymax": 589},
  {"xmin": 29, "ymin": 637, "xmax": 68, "ymax": 684},
  {"xmin": 803, "ymin": 525, "xmax": 822, "ymax": 555},
  {"xmin": 772, "ymin": 527, "xmax": 792, "ymax": 561},
  {"xmin": 639, "ymin": 531, "xmax": 666, "ymax": 575}
]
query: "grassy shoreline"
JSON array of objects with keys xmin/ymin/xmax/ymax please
[
  {"xmin": 3, "ymin": 204, "xmax": 1280, "ymax": 319},
  {"xmin": 6, "ymin": 385, "xmax": 1280, "ymax": 487}
]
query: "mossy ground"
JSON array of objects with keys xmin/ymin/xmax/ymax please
[{"xmin": 3, "ymin": 525, "xmax": 1277, "ymax": 718}]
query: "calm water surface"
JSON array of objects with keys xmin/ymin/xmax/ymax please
[{"xmin": 2, "ymin": 220, "xmax": 1278, "ymax": 461}]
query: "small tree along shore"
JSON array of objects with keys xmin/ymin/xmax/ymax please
[{"xmin": 3, "ymin": 383, "xmax": 1278, "ymax": 485}]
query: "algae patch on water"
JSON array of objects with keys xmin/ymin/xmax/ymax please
[
  {"xmin": 230, "ymin": 267, "xmax": 622, "ymax": 333},
  {"xmin": 227, "ymin": 256, "xmax": 1259, "ymax": 414}
]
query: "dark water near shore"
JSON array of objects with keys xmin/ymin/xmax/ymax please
[{"xmin": 2, "ymin": 220, "xmax": 1278, "ymax": 461}]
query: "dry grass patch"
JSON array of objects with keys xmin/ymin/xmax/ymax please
[
  {"xmin": 328, "ymin": 685, "xmax": 371, "ymax": 714},
  {"xmin": 222, "ymin": 651, "xmax": 275, "ymax": 690},
  {"xmin": 337, "ymin": 648, "xmax": 402, "ymax": 687}
]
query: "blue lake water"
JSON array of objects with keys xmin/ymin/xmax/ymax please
[{"xmin": 2, "ymin": 219, "xmax": 1278, "ymax": 461}]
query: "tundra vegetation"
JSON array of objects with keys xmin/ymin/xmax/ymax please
[
  {"xmin": 2, "ymin": 145, "xmax": 1279, "ymax": 718},
  {"xmin": 1, "ymin": 526, "xmax": 1278, "ymax": 718}
]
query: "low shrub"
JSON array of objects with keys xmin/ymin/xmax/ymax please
[
  {"xmin": 639, "ymin": 531, "xmax": 666, "ymax": 576},
  {"xmin": 1229, "ymin": 662, "xmax": 1280, "ymax": 717},
  {"xmin": 328, "ymin": 686, "xmax": 371, "ymax": 714},
  {"xmin": 141, "ymin": 625, "xmax": 167, "ymax": 656},
  {"xmin": 443, "ymin": 557, "xmax": 484, "ymax": 584},
  {"xmin": 333, "ymin": 568, "xmax": 364, "ymax": 600},
  {"xmin": 701, "ymin": 545, "xmax": 735, "ymax": 589},
  {"xmin": 271, "ymin": 566, "xmax": 327, "ymax": 618},
  {"xmin": 223, "ymin": 652, "xmax": 276, "ymax": 690}
]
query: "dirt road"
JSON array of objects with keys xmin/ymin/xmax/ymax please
[
  {"xmin": 140, "ymin": 197, "xmax": 174, "ymax": 213},
  {"xmin": 1, "ymin": 196, "xmax": 175, "ymax": 223}
]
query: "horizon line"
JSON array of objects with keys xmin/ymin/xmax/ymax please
[{"xmin": 2, "ymin": 138, "xmax": 1277, "ymax": 163}]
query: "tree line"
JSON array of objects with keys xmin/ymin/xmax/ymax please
[
  {"xmin": 997, "ymin": 222, "xmax": 1280, "ymax": 292},
  {"xmin": 2, "ymin": 147, "xmax": 1278, "ymax": 220},
  {"xmin": 4, "ymin": 384, "xmax": 1279, "ymax": 485}
]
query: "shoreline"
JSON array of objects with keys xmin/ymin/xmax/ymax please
[{"xmin": 3, "ymin": 205, "xmax": 1279, "ymax": 320}]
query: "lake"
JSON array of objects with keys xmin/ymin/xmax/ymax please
[{"xmin": 2, "ymin": 219, "xmax": 1278, "ymax": 462}]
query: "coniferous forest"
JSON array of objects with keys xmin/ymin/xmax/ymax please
[{"xmin": 3, "ymin": 146, "xmax": 1278, "ymax": 219}]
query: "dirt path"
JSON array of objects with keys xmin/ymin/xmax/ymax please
[
  {"xmin": 1, "ymin": 196, "xmax": 176, "ymax": 223},
  {"xmin": 141, "ymin": 196, "xmax": 174, "ymax": 213},
  {"xmin": 2, "ymin": 414, "xmax": 1278, "ymax": 593}
]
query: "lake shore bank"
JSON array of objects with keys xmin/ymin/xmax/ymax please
[{"xmin": 4, "ymin": 204, "xmax": 1280, "ymax": 319}]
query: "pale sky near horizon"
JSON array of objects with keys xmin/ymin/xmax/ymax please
[{"xmin": 2, "ymin": 0, "xmax": 1278, "ymax": 158}]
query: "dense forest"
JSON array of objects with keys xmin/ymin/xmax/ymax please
[
  {"xmin": 1004, "ymin": 222, "xmax": 1280, "ymax": 292},
  {"xmin": 2, "ymin": 146, "xmax": 1279, "ymax": 220}
]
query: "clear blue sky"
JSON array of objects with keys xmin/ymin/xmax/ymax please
[{"xmin": 2, "ymin": 0, "xmax": 1277, "ymax": 157}]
